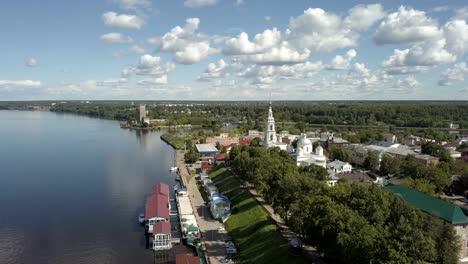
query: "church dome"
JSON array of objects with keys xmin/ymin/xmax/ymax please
[{"xmin": 297, "ymin": 134, "xmax": 312, "ymax": 148}]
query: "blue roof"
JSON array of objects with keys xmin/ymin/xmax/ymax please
[{"xmin": 209, "ymin": 193, "xmax": 231, "ymax": 205}]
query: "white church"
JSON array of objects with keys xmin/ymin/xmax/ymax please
[{"xmin": 263, "ymin": 103, "xmax": 327, "ymax": 168}]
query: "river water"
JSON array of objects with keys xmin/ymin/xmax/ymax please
[{"xmin": 0, "ymin": 111, "xmax": 178, "ymax": 264}]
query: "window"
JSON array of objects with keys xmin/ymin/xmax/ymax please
[
  {"xmin": 270, "ymin": 135, "xmax": 273, "ymax": 141},
  {"xmin": 270, "ymin": 125, "xmax": 273, "ymax": 130}
]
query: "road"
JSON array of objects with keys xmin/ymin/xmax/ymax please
[{"xmin": 176, "ymin": 151, "xmax": 233, "ymax": 264}]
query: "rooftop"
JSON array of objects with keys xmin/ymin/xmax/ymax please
[
  {"xmin": 145, "ymin": 193, "xmax": 170, "ymax": 220},
  {"xmin": 327, "ymin": 160, "xmax": 349, "ymax": 168},
  {"xmin": 151, "ymin": 182, "xmax": 169, "ymax": 197},
  {"xmin": 176, "ymin": 254, "xmax": 200, "ymax": 264},
  {"xmin": 384, "ymin": 185, "xmax": 468, "ymax": 225},
  {"xmin": 153, "ymin": 221, "xmax": 171, "ymax": 234},
  {"xmin": 195, "ymin": 143, "xmax": 219, "ymax": 153}
]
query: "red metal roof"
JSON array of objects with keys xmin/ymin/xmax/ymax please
[
  {"xmin": 239, "ymin": 139, "xmax": 251, "ymax": 145},
  {"xmin": 176, "ymin": 254, "xmax": 200, "ymax": 264},
  {"xmin": 153, "ymin": 221, "xmax": 171, "ymax": 234},
  {"xmin": 145, "ymin": 193, "xmax": 170, "ymax": 220},
  {"xmin": 151, "ymin": 182, "xmax": 170, "ymax": 197}
]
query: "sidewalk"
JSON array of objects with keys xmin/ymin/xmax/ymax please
[{"xmin": 176, "ymin": 151, "xmax": 233, "ymax": 264}]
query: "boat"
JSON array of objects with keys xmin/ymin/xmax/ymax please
[
  {"xmin": 170, "ymin": 166, "xmax": 178, "ymax": 172},
  {"xmin": 138, "ymin": 213, "xmax": 145, "ymax": 224}
]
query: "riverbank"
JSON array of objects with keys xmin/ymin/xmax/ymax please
[{"xmin": 208, "ymin": 166, "xmax": 306, "ymax": 264}]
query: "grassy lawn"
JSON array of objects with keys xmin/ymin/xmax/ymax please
[{"xmin": 209, "ymin": 166, "xmax": 306, "ymax": 264}]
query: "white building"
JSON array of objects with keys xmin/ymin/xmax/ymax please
[
  {"xmin": 327, "ymin": 160, "xmax": 353, "ymax": 174},
  {"xmin": 263, "ymin": 103, "xmax": 289, "ymax": 151},
  {"xmin": 295, "ymin": 134, "xmax": 327, "ymax": 168}
]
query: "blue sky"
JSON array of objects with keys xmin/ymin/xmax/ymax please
[{"xmin": 0, "ymin": 0, "xmax": 467, "ymax": 100}]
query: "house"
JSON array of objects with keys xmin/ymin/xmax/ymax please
[
  {"xmin": 414, "ymin": 154, "xmax": 439, "ymax": 166},
  {"xmin": 402, "ymin": 135, "xmax": 421, "ymax": 146},
  {"xmin": 384, "ymin": 185, "xmax": 468, "ymax": 262},
  {"xmin": 214, "ymin": 153, "xmax": 227, "ymax": 165},
  {"xmin": 326, "ymin": 137, "xmax": 350, "ymax": 149},
  {"xmin": 326, "ymin": 171, "xmax": 340, "ymax": 187},
  {"xmin": 327, "ymin": 160, "xmax": 353, "ymax": 174},
  {"xmin": 195, "ymin": 144, "xmax": 219, "ymax": 160},
  {"xmin": 205, "ymin": 184, "xmax": 218, "ymax": 197},
  {"xmin": 448, "ymin": 149, "xmax": 462, "ymax": 159},
  {"xmin": 248, "ymin": 130, "xmax": 263, "ymax": 138},
  {"xmin": 151, "ymin": 183, "xmax": 170, "ymax": 210},
  {"xmin": 145, "ymin": 194, "xmax": 170, "ymax": 233},
  {"xmin": 209, "ymin": 193, "xmax": 231, "ymax": 222},
  {"xmin": 456, "ymin": 137, "xmax": 468, "ymax": 145},
  {"xmin": 152, "ymin": 221, "xmax": 172, "ymax": 250}
]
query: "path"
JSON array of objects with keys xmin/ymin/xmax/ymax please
[
  {"xmin": 176, "ymin": 151, "xmax": 233, "ymax": 264},
  {"xmin": 229, "ymin": 168, "xmax": 325, "ymax": 264}
]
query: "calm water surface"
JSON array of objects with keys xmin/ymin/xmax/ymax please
[{"xmin": 0, "ymin": 111, "xmax": 176, "ymax": 264}]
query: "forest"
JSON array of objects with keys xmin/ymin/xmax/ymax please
[
  {"xmin": 228, "ymin": 144, "xmax": 460, "ymax": 264},
  {"xmin": 2, "ymin": 101, "xmax": 467, "ymax": 130}
]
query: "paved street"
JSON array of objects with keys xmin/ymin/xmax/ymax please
[{"xmin": 176, "ymin": 151, "xmax": 233, "ymax": 264}]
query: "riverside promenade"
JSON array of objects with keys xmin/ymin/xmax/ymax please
[{"xmin": 176, "ymin": 151, "xmax": 233, "ymax": 264}]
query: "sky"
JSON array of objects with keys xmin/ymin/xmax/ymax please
[{"xmin": 0, "ymin": 0, "xmax": 467, "ymax": 100}]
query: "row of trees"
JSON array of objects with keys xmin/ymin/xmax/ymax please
[
  {"xmin": 228, "ymin": 145, "xmax": 459, "ymax": 263},
  {"xmin": 41, "ymin": 101, "xmax": 468, "ymax": 130}
]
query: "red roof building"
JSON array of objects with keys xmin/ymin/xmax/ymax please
[
  {"xmin": 239, "ymin": 139, "xmax": 252, "ymax": 145},
  {"xmin": 153, "ymin": 221, "xmax": 171, "ymax": 234},
  {"xmin": 145, "ymin": 193, "xmax": 170, "ymax": 220},
  {"xmin": 214, "ymin": 153, "xmax": 227, "ymax": 161},
  {"xmin": 176, "ymin": 254, "xmax": 200, "ymax": 264},
  {"xmin": 151, "ymin": 182, "xmax": 170, "ymax": 197}
]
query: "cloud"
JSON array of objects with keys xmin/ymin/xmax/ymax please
[
  {"xmin": 328, "ymin": 49, "xmax": 357, "ymax": 70},
  {"xmin": 130, "ymin": 44, "xmax": 145, "ymax": 54},
  {"xmin": 102, "ymin": 12, "xmax": 145, "ymax": 30},
  {"xmin": 351, "ymin": 62, "xmax": 370, "ymax": 76},
  {"xmin": 158, "ymin": 18, "xmax": 217, "ymax": 64},
  {"xmin": 438, "ymin": 62, "xmax": 468, "ymax": 86},
  {"xmin": 443, "ymin": 19, "xmax": 468, "ymax": 56},
  {"xmin": 379, "ymin": 7, "xmax": 467, "ymax": 75},
  {"xmin": 197, "ymin": 59, "xmax": 230, "ymax": 81},
  {"xmin": 223, "ymin": 28, "xmax": 281, "ymax": 55},
  {"xmin": 101, "ymin": 32, "xmax": 133, "ymax": 43},
  {"xmin": 114, "ymin": 0, "xmax": 151, "ymax": 10},
  {"xmin": 138, "ymin": 75, "xmax": 168, "ymax": 85},
  {"xmin": 220, "ymin": 4, "xmax": 382, "ymax": 67},
  {"xmin": 264, "ymin": 16, "xmax": 271, "ymax": 21},
  {"xmin": 344, "ymin": 4, "xmax": 385, "ymax": 31},
  {"xmin": 374, "ymin": 6, "xmax": 442, "ymax": 45},
  {"xmin": 394, "ymin": 75, "xmax": 419, "ymax": 91},
  {"xmin": 184, "ymin": 0, "xmax": 218, "ymax": 8},
  {"xmin": 175, "ymin": 42, "xmax": 217, "ymax": 64},
  {"xmin": 0, "ymin": 80, "xmax": 42, "ymax": 90},
  {"xmin": 117, "ymin": 54, "xmax": 175, "ymax": 81},
  {"xmin": 454, "ymin": 7, "xmax": 468, "ymax": 20},
  {"xmin": 382, "ymin": 39, "xmax": 456, "ymax": 72},
  {"xmin": 235, "ymin": 0, "xmax": 244, "ymax": 6},
  {"xmin": 430, "ymin": 6, "xmax": 451, "ymax": 13},
  {"xmin": 26, "ymin": 57, "xmax": 37, "ymax": 67}
]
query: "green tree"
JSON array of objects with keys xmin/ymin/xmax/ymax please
[
  {"xmin": 184, "ymin": 149, "xmax": 200, "ymax": 163},
  {"xmin": 380, "ymin": 155, "xmax": 401, "ymax": 176},
  {"xmin": 436, "ymin": 223, "xmax": 460, "ymax": 264},
  {"xmin": 364, "ymin": 151, "xmax": 380, "ymax": 171},
  {"xmin": 402, "ymin": 178, "xmax": 437, "ymax": 196},
  {"xmin": 329, "ymin": 146, "xmax": 351, "ymax": 162}
]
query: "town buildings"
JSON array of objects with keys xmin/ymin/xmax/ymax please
[
  {"xmin": 385, "ymin": 185, "xmax": 468, "ymax": 262},
  {"xmin": 327, "ymin": 160, "xmax": 353, "ymax": 174}
]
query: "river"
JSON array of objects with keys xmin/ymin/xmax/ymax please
[{"xmin": 0, "ymin": 110, "xmax": 178, "ymax": 264}]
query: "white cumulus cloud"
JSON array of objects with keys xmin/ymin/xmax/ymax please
[
  {"xmin": 328, "ymin": 49, "xmax": 357, "ymax": 70},
  {"xmin": 374, "ymin": 6, "xmax": 443, "ymax": 45},
  {"xmin": 26, "ymin": 57, "xmax": 38, "ymax": 67},
  {"xmin": 102, "ymin": 12, "xmax": 145, "ymax": 30},
  {"xmin": 438, "ymin": 62, "xmax": 468, "ymax": 86}
]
